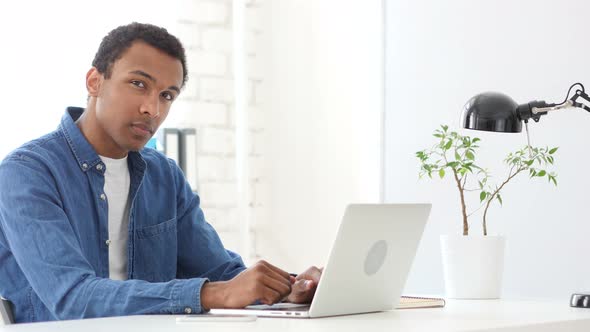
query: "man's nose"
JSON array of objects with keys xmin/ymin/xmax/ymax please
[{"xmin": 139, "ymin": 94, "xmax": 160, "ymax": 118}]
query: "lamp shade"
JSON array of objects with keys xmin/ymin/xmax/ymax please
[{"xmin": 462, "ymin": 92, "xmax": 522, "ymax": 133}]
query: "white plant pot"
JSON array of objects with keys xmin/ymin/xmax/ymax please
[{"xmin": 440, "ymin": 235, "xmax": 505, "ymax": 299}]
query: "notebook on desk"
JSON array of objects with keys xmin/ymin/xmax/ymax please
[
  {"xmin": 209, "ymin": 203, "xmax": 432, "ymax": 318},
  {"xmin": 398, "ymin": 296, "xmax": 445, "ymax": 309}
]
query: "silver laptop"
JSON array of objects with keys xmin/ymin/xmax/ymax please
[{"xmin": 209, "ymin": 203, "xmax": 431, "ymax": 318}]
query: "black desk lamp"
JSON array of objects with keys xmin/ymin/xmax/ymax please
[
  {"xmin": 460, "ymin": 82, "xmax": 590, "ymax": 308},
  {"xmin": 462, "ymin": 83, "xmax": 590, "ymax": 133}
]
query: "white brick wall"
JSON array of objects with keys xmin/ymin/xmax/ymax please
[
  {"xmin": 248, "ymin": 106, "xmax": 264, "ymax": 130},
  {"xmin": 192, "ymin": 102, "xmax": 228, "ymax": 126},
  {"xmin": 167, "ymin": 100, "xmax": 226, "ymax": 127},
  {"xmin": 246, "ymin": 55, "xmax": 264, "ymax": 80},
  {"xmin": 245, "ymin": 5, "xmax": 263, "ymax": 32},
  {"xmin": 168, "ymin": 0, "xmax": 267, "ymax": 262},
  {"xmin": 200, "ymin": 78, "xmax": 235, "ymax": 103},
  {"xmin": 177, "ymin": 1, "xmax": 229, "ymax": 24},
  {"xmin": 180, "ymin": 73, "xmax": 199, "ymax": 100},
  {"xmin": 190, "ymin": 52, "xmax": 228, "ymax": 76},
  {"xmin": 249, "ymin": 130, "xmax": 265, "ymax": 155},
  {"xmin": 203, "ymin": 207, "xmax": 237, "ymax": 231},
  {"xmin": 245, "ymin": 31, "xmax": 261, "ymax": 56},
  {"xmin": 202, "ymin": 28, "xmax": 233, "ymax": 52},
  {"xmin": 200, "ymin": 127, "xmax": 235, "ymax": 154},
  {"xmin": 198, "ymin": 155, "xmax": 236, "ymax": 181},
  {"xmin": 170, "ymin": 22, "xmax": 201, "ymax": 50},
  {"xmin": 248, "ymin": 156, "xmax": 265, "ymax": 179},
  {"xmin": 199, "ymin": 182, "xmax": 238, "ymax": 208},
  {"xmin": 246, "ymin": 1, "xmax": 268, "ymax": 261}
]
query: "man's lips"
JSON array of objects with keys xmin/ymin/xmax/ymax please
[{"xmin": 131, "ymin": 123, "xmax": 154, "ymax": 137}]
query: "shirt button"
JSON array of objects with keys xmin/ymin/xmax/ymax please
[
  {"xmin": 96, "ymin": 164, "xmax": 103, "ymax": 171},
  {"xmin": 105, "ymin": 239, "xmax": 111, "ymax": 246},
  {"xmin": 82, "ymin": 163, "xmax": 88, "ymax": 170},
  {"xmin": 100, "ymin": 193, "xmax": 106, "ymax": 201},
  {"xmin": 184, "ymin": 307, "xmax": 192, "ymax": 314}
]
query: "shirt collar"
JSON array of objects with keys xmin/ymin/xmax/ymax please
[
  {"xmin": 60, "ymin": 107, "xmax": 103, "ymax": 172},
  {"xmin": 60, "ymin": 107, "xmax": 146, "ymax": 174}
]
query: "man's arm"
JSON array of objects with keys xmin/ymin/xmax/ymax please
[
  {"xmin": 171, "ymin": 160, "xmax": 295, "ymax": 309},
  {"xmin": 0, "ymin": 154, "xmax": 206, "ymax": 319}
]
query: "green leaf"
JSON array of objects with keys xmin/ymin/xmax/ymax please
[
  {"xmin": 549, "ymin": 147, "xmax": 558, "ymax": 154},
  {"xmin": 444, "ymin": 140, "xmax": 453, "ymax": 150},
  {"xmin": 441, "ymin": 125, "xmax": 449, "ymax": 132},
  {"xmin": 455, "ymin": 151, "xmax": 461, "ymax": 160},
  {"xmin": 472, "ymin": 138, "xmax": 481, "ymax": 143},
  {"xmin": 537, "ymin": 170, "xmax": 546, "ymax": 177},
  {"xmin": 497, "ymin": 194, "xmax": 503, "ymax": 205},
  {"xmin": 465, "ymin": 151, "xmax": 475, "ymax": 160},
  {"xmin": 480, "ymin": 191, "xmax": 487, "ymax": 202},
  {"xmin": 438, "ymin": 169, "xmax": 445, "ymax": 179},
  {"xmin": 433, "ymin": 133, "xmax": 443, "ymax": 138}
]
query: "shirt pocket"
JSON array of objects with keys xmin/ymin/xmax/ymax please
[
  {"xmin": 134, "ymin": 217, "xmax": 178, "ymax": 282},
  {"xmin": 136, "ymin": 217, "xmax": 177, "ymax": 239}
]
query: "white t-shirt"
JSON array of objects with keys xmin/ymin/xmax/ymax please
[{"xmin": 99, "ymin": 154, "xmax": 131, "ymax": 281}]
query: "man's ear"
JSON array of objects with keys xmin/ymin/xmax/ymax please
[{"xmin": 86, "ymin": 67, "xmax": 103, "ymax": 97}]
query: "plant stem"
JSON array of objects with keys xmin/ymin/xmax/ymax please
[
  {"xmin": 482, "ymin": 168, "xmax": 523, "ymax": 236},
  {"xmin": 452, "ymin": 169, "xmax": 469, "ymax": 235}
]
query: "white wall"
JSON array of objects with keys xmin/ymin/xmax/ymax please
[
  {"xmin": 255, "ymin": 0, "xmax": 383, "ymax": 272},
  {"xmin": 385, "ymin": 0, "xmax": 590, "ymax": 299}
]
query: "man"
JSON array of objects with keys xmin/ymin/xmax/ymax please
[{"xmin": 0, "ymin": 22, "xmax": 321, "ymax": 323}]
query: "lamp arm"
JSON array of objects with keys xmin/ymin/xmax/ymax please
[
  {"xmin": 531, "ymin": 100, "xmax": 573, "ymax": 115},
  {"xmin": 569, "ymin": 89, "xmax": 590, "ymax": 112},
  {"xmin": 526, "ymin": 83, "xmax": 590, "ymax": 120}
]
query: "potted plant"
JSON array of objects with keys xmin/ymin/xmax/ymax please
[{"xmin": 416, "ymin": 125, "xmax": 557, "ymax": 298}]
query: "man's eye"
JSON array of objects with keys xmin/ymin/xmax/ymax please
[
  {"xmin": 131, "ymin": 80, "xmax": 145, "ymax": 88},
  {"xmin": 161, "ymin": 92, "xmax": 174, "ymax": 101}
]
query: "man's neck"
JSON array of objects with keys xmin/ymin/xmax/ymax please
[{"xmin": 76, "ymin": 102, "xmax": 128, "ymax": 159}]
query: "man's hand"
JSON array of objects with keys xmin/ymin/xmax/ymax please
[
  {"xmin": 201, "ymin": 260, "xmax": 294, "ymax": 310},
  {"xmin": 286, "ymin": 266, "xmax": 323, "ymax": 304}
]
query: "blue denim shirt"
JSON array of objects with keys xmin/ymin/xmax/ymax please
[{"xmin": 0, "ymin": 107, "xmax": 246, "ymax": 323}]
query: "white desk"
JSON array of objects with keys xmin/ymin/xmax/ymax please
[{"xmin": 2, "ymin": 300, "xmax": 590, "ymax": 332}]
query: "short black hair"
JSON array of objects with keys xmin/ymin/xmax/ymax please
[{"xmin": 92, "ymin": 22, "xmax": 188, "ymax": 88}]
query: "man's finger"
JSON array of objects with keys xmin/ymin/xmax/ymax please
[
  {"xmin": 259, "ymin": 263, "xmax": 293, "ymax": 289},
  {"xmin": 289, "ymin": 279, "xmax": 317, "ymax": 303},
  {"xmin": 292, "ymin": 279, "xmax": 316, "ymax": 295},
  {"xmin": 261, "ymin": 274, "xmax": 291, "ymax": 297},
  {"xmin": 259, "ymin": 260, "xmax": 292, "ymax": 281},
  {"xmin": 296, "ymin": 266, "xmax": 322, "ymax": 283},
  {"xmin": 260, "ymin": 287, "xmax": 282, "ymax": 305},
  {"xmin": 307, "ymin": 268, "xmax": 321, "ymax": 283}
]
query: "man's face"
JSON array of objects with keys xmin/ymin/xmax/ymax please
[{"xmin": 90, "ymin": 41, "xmax": 183, "ymax": 156}]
